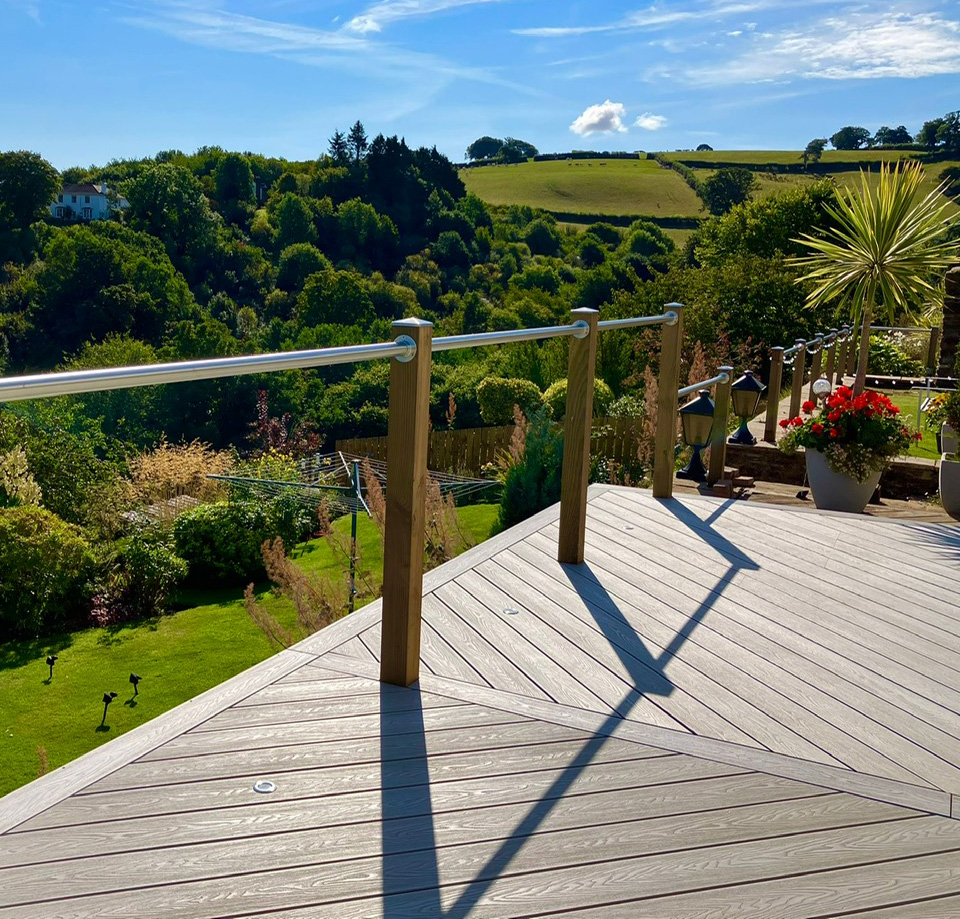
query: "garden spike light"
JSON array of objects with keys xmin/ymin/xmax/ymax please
[
  {"xmin": 728, "ymin": 371, "xmax": 766, "ymax": 446},
  {"xmin": 677, "ymin": 390, "xmax": 716, "ymax": 483},
  {"xmin": 129, "ymin": 673, "xmax": 142, "ymax": 697},
  {"xmin": 45, "ymin": 655, "xmax": 57, "ymax": 681},
  {"xmin": 101, "ymin": 692, "xmax": 118, "ymax": 728}
]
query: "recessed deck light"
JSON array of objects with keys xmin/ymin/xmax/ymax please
[{"xmin": 253, "ymin": 780, "xmax": 277, "ymax": 794}]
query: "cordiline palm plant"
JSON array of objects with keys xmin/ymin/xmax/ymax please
[{"xmin": 790, "ymin": 162, "xmax": 960, "ymax": 394}]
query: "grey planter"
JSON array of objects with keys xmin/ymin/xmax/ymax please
[
  {"xmin": 940, "ymin": 453, "xmax": 960, "ymax": 520},
  {"xmin": 805, "ymin": 449, "xmax": 882, "ymax": 513},
  {"xmin": 941, "ymin": 422, "xmax": 958, "ymax": 456}
]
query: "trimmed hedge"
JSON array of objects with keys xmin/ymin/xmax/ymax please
[
  {"xmin": 542, "ymin": 378, "xmax": 615, "ymax": 420},
  {"xmin": 477, "ymin": 377, "xmax": 543, "ymax": 424}
]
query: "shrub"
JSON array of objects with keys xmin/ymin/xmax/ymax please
[
  {"xmin": 542, "ymin": 377, "xmax": 615, "ymax": 420},
  {"xmin": 477, "ymin": 376, "xmax": 542, "ymax": 424},
  {"xmin": 0, "ymin": 506, "xmax": 95, "ymax": 638},
  {"xmin": 173, "ymin": 497, "xmax": 311, "ymax": 584},
  {"xmin": 497, "ymin": 408, "xmax": 564, "ymax": 530},
  {"xmin": 868, "ymin": 335, "xmax": 924, "ymax": 377}
]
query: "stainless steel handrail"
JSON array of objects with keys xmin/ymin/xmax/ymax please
[
  {"xmin": 678, "ymin": 372, "xmax": 730, "ymax": 399},
  {"xmin": 0, "ymin": 309, "xmax": 680, "ymax": 404}
]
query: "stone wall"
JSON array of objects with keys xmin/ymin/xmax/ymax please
[{"xmin": 725, "ymin": 443, "xmax": 938, "ymax": 498}]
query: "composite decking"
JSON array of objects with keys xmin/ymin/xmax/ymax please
[{"xmin": 2, "ymin": 485, "xmax": 960, "ymax": 917}]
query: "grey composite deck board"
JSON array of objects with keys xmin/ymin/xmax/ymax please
[
  {"xmin": 593, "ymin": 493, "xmax": 960, "ymax": 671},
  {"xmin": 1, "ymin": 765, "xmax": 837, "ymax": 909},
  {"xmin": 487, "ymin": 544, "xmax": 857, "ymax": 767},
  {"xmin": 2, "ymin": 808, "xmax": 945, "ymax": 918},
  {"xmin": 537, "ymin": 516, "xmax": 960, "ymax": 785}
]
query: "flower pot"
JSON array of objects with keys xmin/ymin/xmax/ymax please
[
  {"xmin": 805, "ymin": 449, "xmax": 882, "ymax": 513},
  {"xmin": 941, "ymin": 423, "xmax": 958, "ymax": 456},
  {"xmin": 940, "ymin": 453, "xmax": 960, "ymax": 521}
]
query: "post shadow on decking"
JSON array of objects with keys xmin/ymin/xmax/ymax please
[{"xmin": 378, "ymin": 501, "xmax": 760, "ymax": 916}]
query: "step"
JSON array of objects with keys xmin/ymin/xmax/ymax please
[
  {"xmin": 712, "ymin": 480, "xmax": 734, "ymax": 498},
  {"xmin": 733, "ymin": 475, "xmax": 755, "ymax": 489}
]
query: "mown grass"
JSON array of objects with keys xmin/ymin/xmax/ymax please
[
  {"xmin": 0, "ymin": 504, "xmax": 498, "ymax": 797},
  {"xmin": 661, "ymin": 149, "xmax": 928, "ymax": 165},
  {"xmin": 880, "ymin": 390, "xmax": 944, "ymax": 461},
  {"xmin": 460, "ymin": 158, "xmax": 704, "ymax": 217}
]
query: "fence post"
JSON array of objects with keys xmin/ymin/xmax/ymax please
[
  {"xmin": 652, "ymin": 303, "xmax": 684, "ymax": 499},
  {"xmin": 558, "ymin": 308, "xmax": 599, "ymax": 565},
  {"xmin": 927, "ymin": 326, "xmax": 941, "ymax": 374},
  {"xmin": 823, "ymin": 330, "xmax": 838, "ymax": 389},
  {"xmin": 709, "ymin": 366, "xmax": 734, "ymax": 484},
  {"xmin": 835, "ymin": 329, "xmax": 848, "ymax": 383},
  {"xmin": 788, "ymin": 339, "xmax": 806, "ymax": 419},
  {"xmin": 763, "ymin": 347, "xmax": 784, "ymax": 444},
  {"xmin": 807, "ymin": 339, "xmax": 824, "ymax": 403},
  {"xmin": 845, "ymin": 327, "xmax": 858, "ymax": 378},
  {"xmin": 380, "ymin": 318, "xmax": 432, "ymax": 687}
]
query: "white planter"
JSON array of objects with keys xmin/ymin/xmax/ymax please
[
  {"xmin": 940, "ymin": 453, "xmax": 960, "ymax": 520},
  {"xmin": 941, "ymin": 423, "xmax": 958, "ymax": 456},
  {"xmin": 805, "ymin": 449, "xmax": 882, "ymax": 514}
]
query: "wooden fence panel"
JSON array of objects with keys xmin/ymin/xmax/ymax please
[{"xmin": 338, "ymin": 416, "xmax": 644, "ymax": 478}]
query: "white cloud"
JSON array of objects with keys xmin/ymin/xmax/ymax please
[
  {"xmin": 635, "ymin": 111, "xmax": 668, "ymax": 130},
  {"xmin": 345, "ymin": 0, "xmax": 517, "ymax": 34},
  {"xmin": 514, "ymin": 6, "xmax": 695, "ymax": 38},
  {"xmin": 570, "ymin": 100, "xmax": 628, "ymax": 136},
  {"xmin": 671, "ymin": 11, "xmax": 960, "ymax": 84}
]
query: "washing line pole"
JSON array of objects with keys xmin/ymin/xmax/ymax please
[{"xmin": 349, "ymin": 460, "xmax": 361, "ymax": 615}]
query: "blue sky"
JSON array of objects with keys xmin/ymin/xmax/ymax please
[{"xmin": 2, "ymin": 0, "xmax": 959, "ymax": 169}]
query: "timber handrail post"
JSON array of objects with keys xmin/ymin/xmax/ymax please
[
  {"xmin": 835, "ymin": 328, "xmax": 848, "ymax": 383},
  {"xmin": 558, "ymin": 308, "xmax": 599, "ymax": 564},
  {"xmin": 823, "ymin": 330, "xmax": 838, "ymax": 389},
  {"xmin": 652, "ymin": 303, "xmax": 684, "ymax": 499},
  {"xmin": 845, "ymin": 328, "xmax": 858, "ymax": 378},
  {"xmin": 708, "ymin": 365, "xmax": 734, "ymax": 485},
  {"xmin": 807, "ymin": 338, "xmax": 824, "ymax": 403},
  {"xmin": 788, "ymin": 339, "xmax": 806, "ymax": 419},
  {"xmin": 380, "ymin": 317, "xmax": 433, "ymax": 687},
  {"xmin": 927, "ymin": 326, "xmax": 941, "ymax": 374},
  {"xmin": 763, "ymin": 347, "xmax": 784, "ymax": 444}
]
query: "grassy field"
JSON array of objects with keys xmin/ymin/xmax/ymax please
[
  {"xmin": 461, "ymin": 158, "xmax": 704, "ymax": 218},
  {"xmin": 881, "ymin": 390, "xmax": 943, "ymax": 461},
  {"xmin": 462, "ymin": 151, "xmax": 959, "ymax": 224},
  {"xmin": 0, "ymin": 504, "xmax": 499, "ymax": 797}
]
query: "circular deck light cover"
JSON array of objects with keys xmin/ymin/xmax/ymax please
[
  {"xmin": 502, "ymin": 608, "xmax": 520, "ymax": 616},
  {"xmin": 253, "ymin": 780, "xmax": 277, "ymax": 794}
]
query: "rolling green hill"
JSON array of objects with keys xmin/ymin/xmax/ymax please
[{"xmin": 460, "ymin": 151, "xmax": 960, "ymax": 229}]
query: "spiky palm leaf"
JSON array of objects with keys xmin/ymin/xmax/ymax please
[{"xmin": 789, "ymin": 161, "xmax": 960, "ymax": 390}]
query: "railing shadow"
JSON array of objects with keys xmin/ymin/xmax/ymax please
[{"xmin": 380, "ymin": 497, "xmax": 760, "ymax": 915}]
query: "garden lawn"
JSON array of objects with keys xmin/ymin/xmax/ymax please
[
  {"xmin": 0, "ymin": 504, "xmax": 498, "ymax": 797},
  {"xmin": 879, "ymin": 390, "xmax": 943, "ymax": 461}
]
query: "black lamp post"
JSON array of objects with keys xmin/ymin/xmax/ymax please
[
  {"xmin": 728, "ymin": 371, "xmax": 766, "ymax": 446},
  {"xmin": 677, "ymin": 390, "xmax": 716, "ymax": 482}
]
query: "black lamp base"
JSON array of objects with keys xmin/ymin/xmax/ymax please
[
  {"xmin": 677, "ymin": 447, "xmax": 708, "ymax": 482},
  {"xmin": 728, "ymin": 418, "xmax": 757, "ymax": 446}
]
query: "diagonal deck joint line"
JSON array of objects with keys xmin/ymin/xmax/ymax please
[{"xmin": 412, "ymin": 671, "xmax": 956, "ymax": 820}]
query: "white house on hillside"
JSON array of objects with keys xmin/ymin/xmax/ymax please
[{"xmin": 49, "ymin": 183, "xmax": 127, "ymax": 221}]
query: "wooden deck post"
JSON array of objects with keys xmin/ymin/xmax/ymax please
[
  {"xmin": 835, "ymin": 331, "xmax": 848, "ymax": 383},
  {"xmin": 788, "ymin": 340, "xmax": 806, "ymax": 419},
  {"xmin": 807, "ymin": 340, "xmax": 824, "ymax": 403},
  {"xmin": 927, "ymin": 326, "xmax": 941, "ymax": 374},
  {"xmin": 845, "ymin": 328, "xmax": 858, "ymax": 378},
  {"xmin": 708, "ymin": 365, "xmax": 734, "ymax": 485},
  {"xmin": 652, "ymin": 304, "xmax": 684, "ymax": 499},
  {"xmin": 763, "ymin": 348, "xmax": 784, "ymax": 444},
  {"xmin": 558, "ymin": 308, "xmax": 599, "ymax": 565},
  {"xmin": 823, "ymin": 330, "xmax": 838, "ymax": 390},
  {"xmin": 380, "ymin": 318, "xmax": 433, "ymax": 687}
]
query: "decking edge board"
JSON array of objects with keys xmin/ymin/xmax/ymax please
[{"xmin": 312, "ymin": 652, "xmax": 954, "ymax": 819}]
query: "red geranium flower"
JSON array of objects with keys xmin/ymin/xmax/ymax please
[
  {"xmin": 779, "ymin": 418, "xmax": 790, "ymax": 428},
  {"xmin": 801, "ymin": 400, "xmax": 815, "ymax": 414},
  {"xmin": 829, "ymin": 428, "xmax": 840, "ymax": 437},
  {"xmin": 811, "ymin": 423, "xmax": 824, "ymax": 434}
]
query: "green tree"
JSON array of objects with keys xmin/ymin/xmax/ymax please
[
  {"xmin": 523, "ymin": 218, "xmax": 561, "ymax": 257},
  {"xmin": 873, "ymin": 125, "xmax": 912, "ymax": 146},
  {"xmin": 498, "ymin": 138, "xmax": 539, "ymax": 163},
  {"xmin": 125, "ymin": 163, "xmax": 218, "ymax": 268},
  {"xmin": 698, "ymin": 167, "xmax": 757, "ymax": 215},
  {"xmin": 801, "ymin": 138, "xmax": 827, "ymax": 167},
  {"xmin": 213, "ymin": 152, "xmax": 255, "ymax": 223},
  {"xmin": 327, "ymin": 130, "xmax": 350, "ymax": 166},
  {"xmin": 465, "ymin": 136, "xmax": 504, "ymax": 160},
  {"xmin": 696, "ymin": 143, "xmax": 714, "ymax": 151},
  {"xmin": 298, "ymin": 269, "xmax": 373, "ymax": 326},
  {"xmin": 272, "ymin": 192, "xmax": 318, "ymax": 250},
  {"xmin": 790, "ymin": 162, "xmax": 960, "ymax": 393},
  {"xmin": 277, "ymin": 243, "xmax": 331, "ymax": 291},
  {"xmin": 936, "ymin": 112, "xmax": 960, "ymax": 153},
  {"xmin": 0, "ymin": 151, "xmax": 59, "ymax": 227},
  {"xmin": 829, "ymin": 126, "xmax": 873, "ymax": 150},
  {"xmin": 916, "ymin": 118, "xmax": 945, "ymax": 149},
  {"xmin": 348, "ymin": 121, "xmax": 369, "ymax": 163}
]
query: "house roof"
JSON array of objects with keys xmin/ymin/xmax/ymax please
[{"xmin": 60, "ymin": 183, "xmax": 107, "ymax": 195}]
